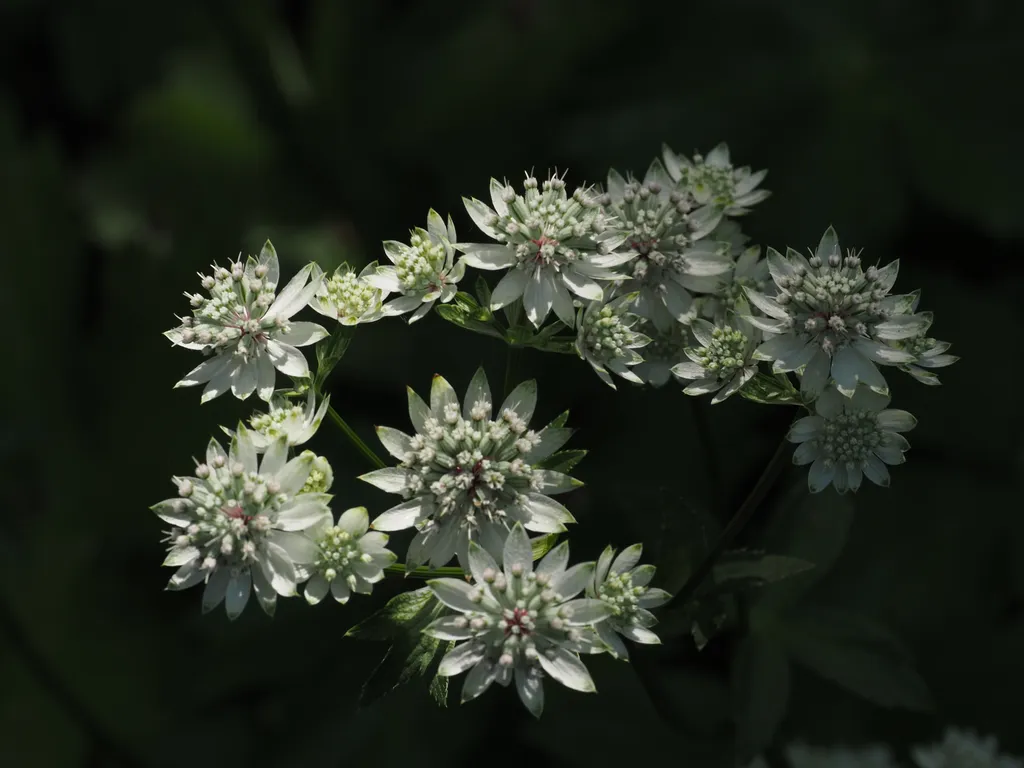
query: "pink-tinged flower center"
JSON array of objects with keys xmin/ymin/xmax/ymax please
[
  {"xmin": 223, "ymin": 504, "xmax": 253, "ymax": 524},
  {"xmin": 630, "ymin": 238, "xmax": 659, "ymax": 256},
  {"xmin": 503, "ymin": 607, "xmax": 532, "ymax": 637}
]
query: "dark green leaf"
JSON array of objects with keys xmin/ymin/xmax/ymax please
[
  {"xmin": 732, "ymin": 635, "xmax": 791, "ymax": 763},
  {"xmin": 738, "ymin": 372, "xmax": 803, "ymax": 407},
  {"xmin": 453, "ymin": 290, "xmax": 479, "ymax": 310},
  {"xmin": 428, "ymin": 643, "xmax": 455, "ymax": 708},
  {"xmin": 530, "ymin": 533, "xmax": 559, "ymax": 561},
  {"xmin": 313, "ymin": 323, "xmax": 356, "ymax": 390},
  {"xmin": 505, "ymin": 324, "xmax": 535, "ymax": 346},
  {"xmin": 535, "ymin": 449, "xmax": 587, "ymax": 473},
  {"xmin": 434, "ymin": 304, "xmax": 505, "ymax": 340},
  {"xmin": 344, "ymin": 586, "xmax": 435, "ymax": 641},
  {"xmin": 545, "ymin": 410, "xmax": 571, "ymax": 430},
  {"xmin": 474, "ymin": 275, "xmax": 492, "ymax": 312},
  {"xmin": 709, "ymin": 550, "xmax": 815, "ymax": 593}
]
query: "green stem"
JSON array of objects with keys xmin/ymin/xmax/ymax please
[
  {"xmin": 665, "ymin": 422, "xmax": 795, "ymax": 610},
  {"xmin": 384, "ymin": 564, "xmax": 465, "ymax": 579},
  {"xmin": 325, "ymin": 404, "xmax": 387, "ymax": 470}
]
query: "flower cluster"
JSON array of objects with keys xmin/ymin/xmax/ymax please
[
  {"xmin": 574, "ymin": 293, "xmax": 651, "ymax": 389},
  {"xmin": 361, "ymin": 369, "xmax": 581, "ymax": 570},
  {"xmin": 309, "ymin": 261, "xmax": 387, "ymax": 326},
  {"xmin": 303, "ymin": 507, "xmax": 397, "ymax": 605},
  {"xmin": 672, "ymin": 317, "xmax": 760, "ymax": 403}
]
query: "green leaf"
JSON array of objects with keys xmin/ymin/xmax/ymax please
[
  {"xmin": 709, "ymin": 550, "xmax": 815, "ymax": 593},
  {"xmin": 545, "ymin": 410, "xmax": 571, "ymax": 430},
  {"xmin": 535, "ymin": 449, "xmax": 587, "ymax": 473},
  {"xmin": 505, "ymin": 324, "xmax": 535, "ymax": 346},
  {"xmin": 313, "ymin": 323, "xmax": 356, "ymax": 391},
  {"xmin": 779, "ymin": 609, "xmax": 933, "ymax": 711},
  {"xmin": 530, "ymin": 533, "xmax": 559, "ymax": 562},
  {"xmin": 344, "ymin": 586, "xmax": 435, "ymax": 641},
  {"xmin": 453, "ymin": 291, "xmax": 479, "ymax": 311},
  {"xmin": 738, "ymin": 372, "xmax": 803, "ymax": 407},
  {"xmin": 474, "ymin": 276, "xmax": 493, "ymax": 314},
  {"xmin": 428, "ymin": 641, "xmax": 456, "ymax": 708},
  {"xmin": 434, "ymin": 304, "xmax": 505, "ymax": 340},
  {"xmin": 731, "ymin": 635, "xmax": 791, "ymax": 763}
]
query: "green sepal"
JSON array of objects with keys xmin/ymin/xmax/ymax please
[
  {"xmin": 534, "ymin": 449, "xmax": 587, "ymax": 473},
  {"xmin": 313, "ymin": 323, "xmax": 356, "ymax": 391},
  {"xmin": 434, "ymin": 303, "xmax": 505, "ymax": 340}
]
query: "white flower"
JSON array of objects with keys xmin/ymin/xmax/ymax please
[
  {"xmin": 367, "ymin": 210, "xmax": 466, "ymax": 323},
  {"xmin": 601, "ymin": 159, "xmax": 734, "ymax": 331},
  {"xmin": 879, "ymin": 291, "xmax": 958, "ymax": 386},
  {"xmin": 359, "ymin": 368, "xmax": 582, "ymax": 571},
  {"xmin": 586, "ymin": 544, "xmax": 671, "ymax": 659},
  {"xmin": 309, "ymin": 261, "xmax": 388, "ymax": 325},
  {"xmin": 302, "ymin": 507, "xmax": 397, "ymax": 605},
  {"xmin": 632, "ymin": 318, "xmax": 690, "ymax": 387},
  {"xmin": 662, "ymin": 141, "xmax": 770, "ymax": 217},
  {"xmin": 150, "ymin": 427, "xmax": 332, "ymax": 619},
  {"xmin": 237, "ymin": 389, "xmax": 330, "ymax": 451},
  {"xmin": 459, "ymin": 172, "xmax": 632, "ymax": 329},
  {"xmin": 574, "ymin": 293, "xmax": 651, "ymax": 389},
  {"xmin": 743, "ymin": 227, "xmax": 932, "ymax": 400},
  {"xmin": 299, "ymin": 452, "xmax": 334, "ymax": 495},
  {"xmin": 671, "ymin": 317, "xmax": 760, "ymax": 403},
  {"xmin": 165, "ymin": 241, "xmax": 328, "ymax": 403},
  {"xmin": 424, "ymin": 523, "xmax": 612, "ymax": 717},
  {"xmin": 912, "ymin": 727, "xmax": 1023, "ymax": 768},
  {"xmin": 783, "ymin": 743, "xmax": 899, "ymax": 768},
  {"xmin": 788, "ymin": 385, "xmax": 916, "ymax": 493}
]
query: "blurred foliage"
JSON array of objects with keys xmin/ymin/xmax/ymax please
[{"xmin": 1, "ymin": 0, "xmax": 1023, "ymax": 766}]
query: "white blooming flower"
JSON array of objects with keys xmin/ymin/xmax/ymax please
[
  {"xmin": 671, "ymin": 317, "xmax": 761, "ymax": 403},
  {"xmin": 299, "ymin": 452, "xmax": 334, "ymax": 494},
  {"xmin": 585, "ymin": 544, "xmax": 671, "ymax": 660},
  {"xmin": 424, "ymin": 523, "xmax": 612, "ymax": 717},
  {"xmin": 367, "ymin": 210, "xmax": 466, "ymax": 323},
  {"xmin": 600, "ymin": 159, "xmax": 734, "ymax": 331},
  {"xmin": 632, "ymin": 318, "xmax": 690, "ymax": 387},
  {"xmin": 360, "ymin": 368, "xmax": 582, "ymax": 571},
  {"xmin": 788, "ymin": 385, "xmax": 916, "ymax": 493},
  {"xmin": 912, "ymin": 727, "xmax": 1023, "ymax": 768},
  {"xmin": 574, "ymin": 293, "xmax": 651, "ymax": 389},
  {"xmin": 227, "ymin": 389, "xmax": 330, "ymax": 451},
  {"xmin": 302, "ymin": 507, "xmax": 397, "ymax": 606},
  {"xmin": 662, "ymin": 142, "xmax": 771, "ymax": 217},
  {"xmin": 743, "ymin": 227, "xmax": 931, "ymax": 400},
  {"xmin": 879, "ymin": 291, "xmax": 958, "ymax": 386},
  {"xmin": 150, "ymin": 427, "xmax": 332, "ymax": 619},
  {"xmin": 783, "ymin": 743, "xmax": 899, "ymax": 768},
  {"xmin": 459, "ymin": 172, "xmax": 632, "ymax": 329},
  {"xmin": 165, "ymin": 241, "xmax": 328, "ymax": 403},
  {"xmin": 309, "ymin": 261, "xmax": 388, "ymax": 325}
]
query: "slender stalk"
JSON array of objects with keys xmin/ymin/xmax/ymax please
[
  {"xmin": 384, "ymin": 564, "xmax": 465, "ymax": 579},
  {"xmin": 325, "ymin": 404, "xmax": 387, "ymax": 470},
  {"xmin": 665, "ymin": 426, "xmax": 794, "ymax": 610}
]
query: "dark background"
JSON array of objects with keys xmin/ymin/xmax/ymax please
[{"xmin": 2, "ymin": 0, "xmax": 1022, "ymax": 766}]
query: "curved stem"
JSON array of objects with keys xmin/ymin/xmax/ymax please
[
  {"xmin": 665, "ymin": 424, "xmax": 795, "ymax": 610},
  {"xmin": 384, "ymin": 563, "xmax": 465, "ymax": 579},
  {"xmin": 325, "ymin": 404, "xmax": 386, "ymax": 470}
]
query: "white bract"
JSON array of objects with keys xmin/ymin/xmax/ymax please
[
  {"xmin": 602, "ymin": 159, "xmax": 734, "ymax": 331},
  {"xmin": 459, "ymin": 172, "xmax": 632, "ymax": 329},
  {"xmin": 662, "ymin": 142, "xmax": 771, "ymax": 217},
  {"xmin": 151, "ymin": 427, "xmax": 331, "ymax": 619},
  {"xmin": 165, "ymin": 241, "xmax": 328, "ymax": 403},
  {"xmin": 585, "ymin": 544, "xmax": 671, "ymax": 659},
  {"xmin": 574, "ymin": 293, "xmax": 651, "ymax": 389},
  {"xmin": 672, "ymin": 317, "xmax": 760, "ymax": 403},
  {"xmin": 368, "ymin": 210, "xmax": 466, "ymax": 323},
  {"xmin": 303, "ymin": 507, "xmax": 397, "ymax": 606},
  {"xmin": 424, "ymin": 523, "xmax": 611, "ymax": 717},
  {"xmin": 744, "ymin": 227, "xmax": 932, "ymax": 400},
  {"xmin": 788, "ymin": 385, "xmax": 916, "ymax": 493},
  {"xmin": 234, "ymin": 389, "xmax": 330, "ymax": 451},
  {"xmin": 880, "ymin": 291, "xmax": 958, "ymax": 386},
  {"xmin": 696, "ymin": 225, "xmax": 774, "ymax": 325},
  {"xmin": 912, "ymin": 728, "xmax": 1023, "ymax": 768},
  {"xmin": 309, "ymin": 261, "xmax": 388, "ymax": 325},
  {"xmin": 360, "ymin": 369, "xmax": 581, "ymax": 570}
]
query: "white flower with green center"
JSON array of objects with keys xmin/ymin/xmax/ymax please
[
  {"xmin": 780, "ymin": 743, "xmax": 899, "ymax": 768},
  {"xmin": 878, "ymin": 291, "xmax": 958, "ymax": 386},
  {"xmin": 360, "ymin": 369, "xmax": 582, "ymax": 571},
  {"xmin": 298, "ymin": 452, "xmax": 333, "ymax": 494},
  {"xmin": 743, "ymin": 227, "xmax": 932, "ymax": 400},
  {"xmin": 302, "ymin": 507, "xmax": 397, "ymax": 606},
  {"xmin": 424, "ymin": 523, "xmax": 612, "ymax": 718},
  {"xmin": 631, "ymin": 318, "xmax": 690, "ymax": 387},
  {"xmin": 309, "ymin": 261, "xmax": 388, "ymax": 325},
  {"xmin": 662, "ymin": 142, "xmax": 770, "ymax": 217},
  {"xmin": 788, "ymin": 385, "xmax": 916, "ymax": 493},
  {"xmin": 600, "ymin": 159, "xmax": 734, "ymax": 331},
  {"xmin": 233, "ymin": 389, "xmax": 330, "ymax": 451},
  {"xmin": 459, "ymin": 172, "xmax": 632, "ymax": 329},
  {"xmin": 671, "ymin": 317, "xmax": 760, "ymax": 403},
  {"xmin": 367, "ymin": 210, "xmax": 466, "ymax": 323},
  {"xmin": 585, "ymin": 544, "xmax": 671, "ymax": 660},
  {"xmin": 165, "ymin": 241, "xmax": 328, "ymax": 403},
  {"xmin": 574, "ymin": 293, "xmax": 651, "ymax": 389},
  {"xmin": 912, "ymin": 728, "xmax": 1023, "ymax": 768},
  {"xmin": 150, "ymin": 427, "xmax": 332, "ymax": 619}
]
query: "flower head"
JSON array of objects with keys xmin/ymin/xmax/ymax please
[
  {"xmin": 368, "ymin": 210, "xmax": 466, "ymax": 323},
  {"xmin": 879, "ymin": 291, "xmax": 958, "ymax": 386},
  {"xmin": 912, "ymin": 727, "xmax": 1023, "ymax": 768},
  {"xmin": 459, "ymin": 172, "xmax": 632, "ymax": 329},
  {"xmin": 302, "ymin": 507, "xmax": 397, "ymax": 606},
  {"xmin": 601, "ymin": 159, "xmax": 734, "ymax": 331},
  {"xmin": 165, "ymin": 241, "xmax": 328, "ymax": 403},
  {"xmin": 788, "ymin": 385, "xmax": 916, "ymax": 493},
  {"xmin": 150, "ymin": 428, "xmax": 332, "ymax": 619},
  {"xmin": 632, "ymin": 318, "xmax": 690, "ymax": 387},
  {"xmin": 743, "ymin": 227, "xmax": 933, "ymax": 400},
  {"xmin": 671, "ymin": 317, "xmax": 760, "ymax": 403},
  {"xmin": 424, "ymin": 523, "xmax": 612, "ymax": 717},
  {"xmin": 299, "ymin": 452, "xmax": 334, "ymax": 494},
  {"xmin": 662, "ymin": 142, "xmax": 770, "ymax": 217},
  {"xmin": 233, "ymin": 389, "xmax": 329, "ymax": 451},
  {"xmin": 309, "ymin": 261, "xmax": 388, "ymax": 325},
  {"xmin": 360, "ymin": 369, "xmax": 581, "ymax": 570},
  {"xmin": 586, "ymin": 544, "xmax": 671, "ymax": 659},
  {"xmin": 574, "ymin": 293, "xmax": 651, "ymax": 389}
]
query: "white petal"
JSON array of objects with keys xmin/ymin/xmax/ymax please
[
  {"xmin": 536, "ymin": 541, "xmax": 570, "ymax": 580},
  {"xmin": 265, "ymin": 339, "xmax": 310, "ymax": 378},
  {"xmin": 274, "ymin": 321, "xmax": 329, "ymax": 348},
  {"xmin": 358, "ymin": 467, "xmax": 412, "ymax": 494},
  {"xmin": 202, "ymin": 568, "xmax": 230, "ymax": 613},
  {"xmin": 489, "ymin": 268, "xmax": 528, "ymax": 309},
  {"xmin": 461, "ymin": 244, "xmax": 517, "ymax": 270},
  {"xmin": 371, "ymin": 498, "xmax": 428, "ymax": 531},
  {"xmin": 224, "ymin": 572, "xmax": 252, "ymax": 620},
  {"xmin": 536, "ymin": 648, "xmax": 596, "ymax": 692},
  {"xmin": 503, "ymin": 523, "xmax": 533, "ymax": 578},
  {"xmin": 551, "ymin": 562, "xmax": 595, "ymax": 599},
  {"xmin": 338, "ymin": 506, "xmax": 370, "ymax": 537}
]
